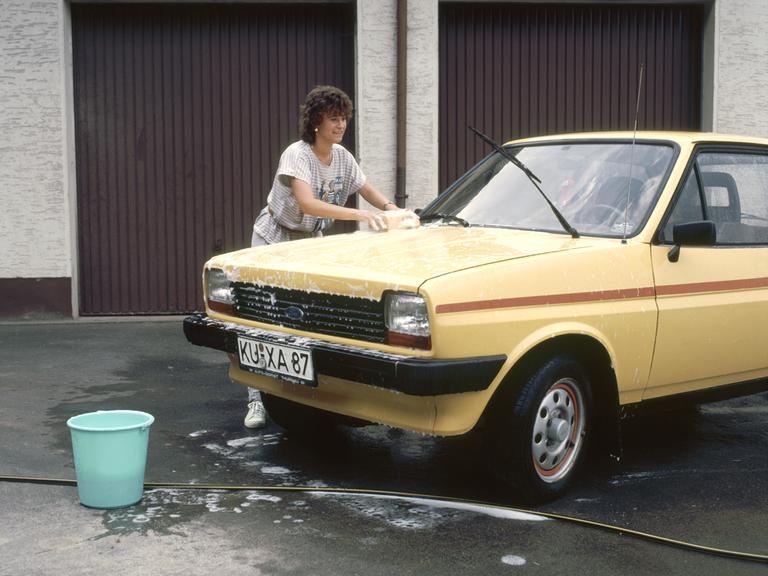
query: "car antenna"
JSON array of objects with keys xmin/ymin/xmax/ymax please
[
  {"xmin": 622, "ymin": 63, "xmax": 645, "ymax": 244},
  {"xmin": 468, "ymin": 126, "xmax": 579, "ymax": 238}
]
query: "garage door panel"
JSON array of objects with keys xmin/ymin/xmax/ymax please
[
  {"xmin": 73, "ymin": 4, "xmax": 355, "ymax": 314},
  {"xmin": 440, "ymin": 4, "xmax": 703, "ymax": 189}
]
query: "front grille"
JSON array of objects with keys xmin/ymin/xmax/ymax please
[{"xmin": 232, "ymin": 283, "xmax": 387, "ymax": 343}]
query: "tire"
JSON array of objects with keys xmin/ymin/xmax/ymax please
[
  {"xmin": 491, "ymin": 355, "xmax": 593, "ymax": 502},
  {"xmin": 261, "ymin": 392, "xmax": 368, "ymax": 434}
]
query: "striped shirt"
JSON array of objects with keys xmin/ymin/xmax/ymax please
[{"xmin": 252, "ymin": 140, "xmax": 366, "ymax": 244}]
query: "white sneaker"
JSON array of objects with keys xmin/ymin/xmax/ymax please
[{"xmin": 244, "ymin": 400, "xmax": 266, "ymax": 429}]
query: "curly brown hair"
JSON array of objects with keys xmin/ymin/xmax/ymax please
[{"xmin": 299, "ymin": 85, "xmax": 353, "ymax": 144}]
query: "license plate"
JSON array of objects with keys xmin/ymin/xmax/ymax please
[{"xmin": 236, "ymin": 336, "xmax": 315, "ymax": 385}]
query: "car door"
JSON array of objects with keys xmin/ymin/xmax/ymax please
[{"xmin": 646, "ymin": 146, "xmax": 768, "ymax": 400}]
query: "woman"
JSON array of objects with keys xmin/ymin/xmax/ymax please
[{"xmin": 245, "ymin": 85, "xmax": 399, "ymax": 429}]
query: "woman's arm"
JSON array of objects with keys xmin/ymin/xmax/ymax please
[
  {"xmin": 358, "ymin": 181, "xmax": 400, "ymax": 212},
  {"xmin": 291, "ymin": 178, "xmax": 386, "ymax": 230}
]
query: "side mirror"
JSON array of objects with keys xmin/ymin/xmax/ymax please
[
  {"xmin": 668, "ymin": 221, "xmax": 717, "ymax": 262},
  {"xmin": 414, "ymin": 208, "xmax": 423, "ymax": 215}
]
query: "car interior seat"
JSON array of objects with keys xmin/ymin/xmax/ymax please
[{"xmin": 700, "ymin": 171, "xmax": 740, "ymax": 223}]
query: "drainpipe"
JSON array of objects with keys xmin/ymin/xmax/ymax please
[{"xmin": 395, "ymin": 0, "xmax": 408, "ymax": 208}]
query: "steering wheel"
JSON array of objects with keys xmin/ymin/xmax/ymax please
[{"xmin": 594, "ymin": 204, "xmax": 625, "ymax": 222}]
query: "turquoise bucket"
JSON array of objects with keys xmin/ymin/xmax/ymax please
[{"xmin": 67, "ymin": 410, "xmax": 154, "ymax": 509}]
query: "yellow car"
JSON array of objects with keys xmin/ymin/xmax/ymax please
[{"xmin": 185, "ymin": 131, "xmax": 768, "ymax": 501}]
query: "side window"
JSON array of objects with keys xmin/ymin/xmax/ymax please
[
  {"xmin": 660, "ymin": 170, "xmax": 703, "ymax": 243},
  {"xmin": 698, "ymin": 152, "xmax": 768, "ymax": 245},
  {"xmin": 661, "ymin": 150, "xmax": 768, "ymax": 245}
]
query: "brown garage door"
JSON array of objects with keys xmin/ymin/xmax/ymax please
[
  {"xmin": 440, "ymin": 3, "xmax": 703, "ymax": 189},
  {"xmin": 72, "ymin": 3, "xmax": 355, "ymax": 315}
]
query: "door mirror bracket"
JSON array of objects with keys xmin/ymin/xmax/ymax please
[{"xmin": 667, "ymin": 221, "xmax": 717, "ymax": 262}]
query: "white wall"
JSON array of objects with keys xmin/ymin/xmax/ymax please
[
  {"xmin": 356, "ymin": 0, "xmax": 440, "ymax": 211},
  {"xmin": 406, "ymin": 0, "xmax": 440, "ymax": 209},
  {"xmin": 0, "ymin": 0, "xmax": 70, "ymax": 278},
  {"xmin": 712, "ymin": 0, "xmax": 768, "ymax": 136},
  {"xmin": 355, "ymin": 0, "xmax": 397, "ymax": 207}
]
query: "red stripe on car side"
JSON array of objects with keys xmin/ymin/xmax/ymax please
[
  {"xmin": 655, "ymin": 276, "xmax": 768, "ymax": 296},
  {"xmin": 435, "ymin": 276, "xmax": 768, "ymax": 314},
  {"xmin": 435, "ymin": 287, "xmax": 656, "ymax": 314}
]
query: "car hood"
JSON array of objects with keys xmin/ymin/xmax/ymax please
[{"xmin": 208, "ymin": 226, "xmax": 594, "ymax": 299}]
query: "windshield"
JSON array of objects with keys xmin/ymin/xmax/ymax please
[{"xmin": 424, "ymin": 141, "xmax": 676, "ymax": 237}]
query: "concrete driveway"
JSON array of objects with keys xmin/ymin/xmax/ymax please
[{"xmin": 1, "ymin": 319, "xmax": 766, "ymax": 575}]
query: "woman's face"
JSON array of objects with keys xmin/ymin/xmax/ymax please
[{"xmin": 315, "ymin": 110, "xmax": 348, "ymax": 145}]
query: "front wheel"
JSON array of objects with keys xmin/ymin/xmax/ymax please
[{"xmin": 491, "ymin": 355, "xmax": 593, "ymax": 502}]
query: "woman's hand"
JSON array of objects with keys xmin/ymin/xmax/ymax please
[
  {"xmin": 357, "ymin": 210, "xmax": 387, "ymax": 231},
  {"xmin": 379, "ymin": 209, "xmax": 421, "ymax": 230}
]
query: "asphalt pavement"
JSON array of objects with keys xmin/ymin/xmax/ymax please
[{"xmin": 1, "ymin": 319, "xmax": 766, "ymax": 575}]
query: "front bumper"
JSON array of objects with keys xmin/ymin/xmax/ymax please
[{"xmin": 184, "ymin": 313, "xmax": 506, "ymax": 396}]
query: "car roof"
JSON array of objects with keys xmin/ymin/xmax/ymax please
[{"xmin": 504, "ymin": 131, "xmax": 768, "ymax": 147}]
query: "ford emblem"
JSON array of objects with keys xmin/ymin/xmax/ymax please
[{"xmin": 285, "ymin": 306, "xmax": 305, "ymax": 321}]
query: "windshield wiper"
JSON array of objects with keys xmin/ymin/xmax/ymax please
[
  {"xmin": 469, "ymin": 126, "xmax": 579, "ymax": 238},
  {"xmin": 419, "ymin": 213, "xmax": 470, "ymax": 227}
]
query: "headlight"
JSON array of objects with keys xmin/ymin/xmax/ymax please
[
  {"xmin": 385, "ymin": 292, "xmax": 431, "ymax": 349},
  {"xmin": 206, "ymin": 268, "xmax": 234, "ymax": 314}
]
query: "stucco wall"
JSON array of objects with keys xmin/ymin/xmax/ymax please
[
  {"xmin": 356, "ymin": 0, "xmax": 397, "ymax": 208},
  {"xmin": 713, "ymin": 0, "xmax": 768, "ymax": 136},
  {"xmin": 0, "ymin": 0, "xmax": 70, "ymax": 278},
  {"xmin": 406, "ymin": 0, "xmax": 440, "ymax": 209},
  {"xmin": 356, "ymin": 0, "xmax": 440, "ymax": 211}
]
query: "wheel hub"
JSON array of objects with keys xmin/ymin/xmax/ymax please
[
  {"xmin": 531, "ymin": 378, "xmax": 585, "ymax": 483},
  {"xmin": 550, "ymin": 418, "xmax": 570, "ymax": 443}
]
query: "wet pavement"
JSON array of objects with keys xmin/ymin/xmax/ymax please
[{"xmin": 1, "ymin": 319, "xmax": 767, "ymax": 575}]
